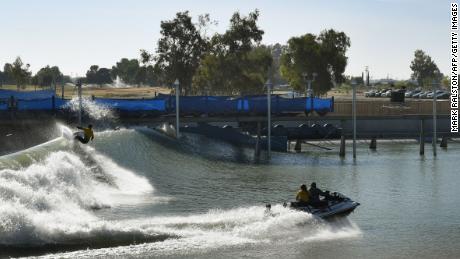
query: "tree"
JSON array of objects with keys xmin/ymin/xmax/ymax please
[
  {"xmin": 151, "ymin": 11, "xmax": 209, "ymax": 95},
  {"xmin": 85, "ymin": 65, "xmax": 99, "ymax": 85},
  {"xmin": 111, "ymin": 58, "xmax": 141, "ymax": 85},
  {"xmin": 0, "ymin": 70, "xmax": 4, "ymax": 87},
  {"xmin": 280, "ymin": 30, "xmax": 351, "ymax": 95},
  {"xmin": 6, "ymin": 57, "xmax": 32, "ymax": 90},
  {"xmin": 267, "ymin": 43, "xmax": 288, "ymax": 86},
  {"xmin": 3, "ymin": 64, "xmax": 13, "ymax": 85},
  {"xmin": 442, "ymin": 75, "xmax": 450, "ymax": 89},
  {"xmin": 86, "ymin": 65, "xmax": 112, "ymax": 86},
  {"xmin": 33, "ymin": 65, "xmax": 63, "ymax": 88},
  {"xmin": 410, "ymin": 49, "xmax": 441, "ymax": 87},
  {"xmin": 193, "ymin": 10, "xmax": 272, "ymax": 95}
]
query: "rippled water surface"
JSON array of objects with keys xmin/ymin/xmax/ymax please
[{"xmin": 1, "ymin": 127, "xmax": 459, "ymax": 258}]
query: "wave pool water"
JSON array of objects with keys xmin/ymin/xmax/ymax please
[{"xmin": 1, "ymin": 126, "xmax": 459, "ymax": 258}]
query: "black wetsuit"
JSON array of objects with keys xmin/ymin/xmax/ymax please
[
  {"xmin": 74, "ymin": 135, "xmax": 90, "ymax": 144},
  {"xmin": 309, "ymin": 187, "xmax": 328, "ymax": 207},
  {"xmin": 74, "ymin": 127, "xmax": 94, "ymax": 144}
]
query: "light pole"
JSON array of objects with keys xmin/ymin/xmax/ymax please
[
  {"xmin": 302, "ymin": 72, "xmax": 317, "ymax": 126},
  {"xmin": 302, "ymin": 72, "xmax": 318, "ymax": 98},
  {"xmin": 352, "ymin": 80, "xmax": 357, "ymax": 159},
  {"xmin": 266, "ymin": 79, "xmax": 272, "ymax": 159},
  {"xmin": 174, "ymin": 79, "xmax": 180, "ymax": 139},
  {"xmin": 432, "ymin": 79, "xmax": 438, "ymax": 156}
]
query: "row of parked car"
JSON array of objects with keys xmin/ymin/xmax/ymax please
[
  {"xmin": 364, "ymin": 89, "xmax": 394, "ymax": 97},
  {"xmin": 404, "ymin": 89, "xmax": 450, "ymax": 99},
  {"xmin": 365, "ymin": 89, "xmax": 450, "ymax": 99}
]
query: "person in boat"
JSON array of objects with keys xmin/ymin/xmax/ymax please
[
  {"xmin": 74, "ymin": 124, "xmax": 94, "ymax": 144},
  {"xmin": 295, "ymin": 184, "xmax": 310, "ymax": 206},
  {"xmin": 309, "ymin": 182, "xmax": 328, "ymax": 207}
]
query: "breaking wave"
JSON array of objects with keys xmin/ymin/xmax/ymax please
[{"xmin": 0, "ymin": 126, "xmax": 361, "ymax": 258}]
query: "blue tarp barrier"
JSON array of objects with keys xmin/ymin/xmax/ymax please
[
  {"xmin": 305, "ymin": 97, "xmax": 334, "ymax": 113},
  {"xmin": 169, "ymin": 96, "xmax": 236, "ymax": 114},
  {"xmin": 207, "ymin": 97, "xmax": 237, "ymax": 114},
  {"xmin": 94, "ymin": 98, "xmax": 166, "ymax": 111},
  {"xmin": 55, "ymin": 98, "xmax": 69, "ymax": 109},
  {"xmin": 0, "ymin": 90, "xmax": 334, "ymax": 114},
  {"xmin": 0, "ymin": 89, "xmax": 55, "ymax": 100},
  {"xmin": 237, "ymin": 96, "xmax": 307, "ymax": 114},
  {"xmin": 277, "ymin": 97, "xmax": 306, "ymax": 114},
  {"xmin": 17, "ymin": 98, "xmax": 54, "ymax": 110}
]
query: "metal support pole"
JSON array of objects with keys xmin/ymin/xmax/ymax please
[
  {"xmin": 77, "ymin": 80, "xmax": 82, "ymax": 125},
  {"xmin": 255, "ymin": 122, "xmax": 261, "ymax": 161},
  {"xmin": 420, "ymin": 119, "xmax": 425, "ymax": 155},
  {"xmin": 440, "ymin": 136, "xmax": 448, "ymax": 148},
  {"xmin": 432, "ymin": 80, "xmax": 437, "ymax": 157},
  {"xmin": 352, "ymin": 81, "xmax": 357, "ymax": 159},
  {"xmin": 369, "ymin": 136, "xmax": 377, "ymax": 150},
  {"xmin": 339, "ymin": 119, "xmax": 345, "ymax": 157},
  {"xmin": 61, "ymin": 81, "xmax": 65, "ymax": 99},
  {"xmin": 266, "ymin": 80, "xmax": 272, "ymax": 159},
  {"xmin": 175, "ymin": 79, "xmax": 180, "ymax": 139},
  {"xmin": 339, "ymin": 135, "xmax": 346, "ymax": 157}
]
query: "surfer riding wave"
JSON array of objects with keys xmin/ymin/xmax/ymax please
[{"xmin": 74, "ymin": 124, "xmax": 94, "ymax": 144}]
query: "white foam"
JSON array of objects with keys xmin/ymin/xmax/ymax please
[
  {"xmin": 0, "ymin": 148, "xmax": 156, "ymax": 246},
  {"xmin": 65, "ymin": 97, "xmax": 115, "ymax": 120},
  {"xmin": 36, "ymin": 205, "xmax": 362, "ymax": 258}
]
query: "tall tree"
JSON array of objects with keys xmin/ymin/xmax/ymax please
[
  {"xmin": 86, "ymin": 65, "xmax": 112, "ymax": 86},
  {"xmin": 6, "ymin": 57, "xmax": 32, "ymax": 90},
  {"xmin": 193, "ymin": 10, "xmax": 272, "ymax": 95},
  {"xmin": 0, "ymin": 70, "xmax": 4, "ymax": 87},
  {"xmin": 410, "ymin": 49, "xmax": 441, "ymax": 87},
  {"xmin": 152, "ymin": 11, "xmax": 209, "ymax": 95},
  {"xmin": 280, "ymin": 30, "xmax": 351, "ymax": 95},
  {"xmin": 267, "ymin": 43, "xmax": 288, "ymax": 86},
  {"xmin": 33, "ymin": 65, "xmax": 63, "ymax": 88},
  {"xmin": 3, "ymin": 64, "xmax": 13, "ymax": 85},
  {"xmin": 111, "ymin": 58, "xmax": 141, "ymax": 85},
  {"xmin": 86, "ymin": 65, "xmax": 99, "ymax": 84}
]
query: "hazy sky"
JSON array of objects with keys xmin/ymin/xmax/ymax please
[{"xmin": 0, "ymin": 0, "xmax": 450, "ymax": 80}]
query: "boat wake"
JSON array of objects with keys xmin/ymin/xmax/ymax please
[{"xmin": 32, "ymin": 205, "xmax": 361, "ymax": 258}]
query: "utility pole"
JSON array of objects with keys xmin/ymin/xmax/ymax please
[
  {"xmin": 266, "ymin": 79, "xmax": 272, "ymax": 159},
  {"xmin": 352, "ymin": 80, "xmax": 357, "ymax": 159},
  {"xmin": 174, "ymin": 79, "xmax": 180, "ymax": 139}
]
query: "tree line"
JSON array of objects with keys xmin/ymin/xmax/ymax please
[
  {"xmin": 141, "ymin": 10, "xmax": 351, "ymax": 95},
  {"xmin": 0, "ymin": 10, "xmax": 443, "ymax": 94}
]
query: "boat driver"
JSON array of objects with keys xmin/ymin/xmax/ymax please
[{"xmin": 309, "ymin": 182, "xmax": 328, "ymax": 207}]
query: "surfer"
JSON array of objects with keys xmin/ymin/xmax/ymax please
[{"xmin": 74, "ymin": 124, "xmax": 94, "ymax": 144}]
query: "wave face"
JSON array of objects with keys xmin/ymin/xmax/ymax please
[
  {"xmin": 0, "ymin": 128, "xmax": 155, "ymax": 254},
  {"xmin": 0, "ymin": 126, "xmax": 361, "ymax": 258}
]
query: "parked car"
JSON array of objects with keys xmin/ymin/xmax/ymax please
[
  {"xmin": 375, "ymin": 89, "xmax": 388, "ymax": 97},
  {"xmin": 382, "ymin": 90, "xmax": 393, "ymax": 97},
  {"xmin": 437, "ymin": 92, "xmax": 450, "ymax": 99},
  {"xmin": 427, "ymin": 90, "xmax": 444, "ymax": 98},
  {"xmin": 419, "ymin": 91, "xmax": 432, "ymax": 99},
  {"xmin": 405, "ymin": 90, "xmax": 421, "ymax": 98},
  {"xmin": 365, "ymin": 90, "xmax": 376, "ymax": 97},
  {"xmin": 412, "ymin": 91, "xmax": 424, "ymax": 98}
]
